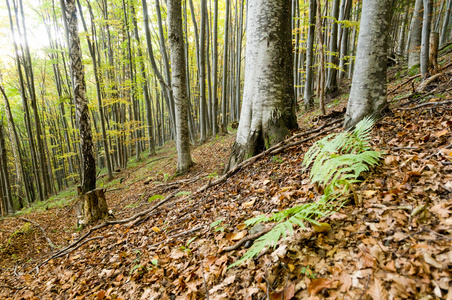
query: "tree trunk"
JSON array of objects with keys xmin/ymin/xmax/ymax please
[
  {"xmin": 168, "ymin": 0, "xmax": 194, "ymax": 174},
  {"xmin": 221, "ymin": 0, "xmax": 230, "ymax": 133},
  {"xmin": 212, "ymin": 0, "xmax": 219, "ymax": 137},
  {"xmin": 420, "ymin": 0, "xmax": 433, "ymax": 78},
  {"xmin": 316, "ymin": 0, "xmax": 326, "ymax": 115},
  {"xmin": 76, "ymin": 0, "xmax": 113, "ymax": 181},
  {"xmin": 440, "ymin": 0, "xmax": 452, "ymax": 47},
  {"xmin": 344, "ymin": 0, "xmax": 392, "ymax": 129},
  {"xmin": 226, "ymin": 0, "xmax": 298, "ymax": 171},
  {"xmin": 408, "ymin": 0, "xmax": 423, "ymax": 70},
  {"xmin": 304, "ymin": 0, "xmax": 317, "ymax": 108},
  {"xmin": 326, "ymin": 0, "xmax": 340, "ymax": 94},
  {"xmin": 0, "ymin": 121, "xmax": 14, "ymax": 214},
  {"xmin": 61, "ymin": 0, "xmax": 96, "ymax": 194}
]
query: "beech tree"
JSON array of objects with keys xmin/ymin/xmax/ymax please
[
  {"xmin": 226, "ymin": 0, "xmax": 297, "ymax": 170},
  {"xmin": 168, "ymin": 0, "xmax": 194, "ymax": 174},
  {"xmin": 344, "ymin": 0, "xmax": 393, "ymax": 129}
]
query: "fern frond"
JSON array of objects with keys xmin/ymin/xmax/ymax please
[{"xmin": 231, "ymin": 117, "xmax": 382, "ymax": 268}]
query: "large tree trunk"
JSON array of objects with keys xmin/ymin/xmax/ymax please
[
  {"xmin": 344, "ymin": 0, "xmax": 392, "ymax": 129},
  {"xmin": 168, "ymin": 0, "xmax": 194, "ymax": 174},
  {"xmin": 408, "ymin": 0, "xmax": 423, "ymax": 70},
  {"xmin": 226, "ymin": 0, "xmax": 298, "ymax": 171}
]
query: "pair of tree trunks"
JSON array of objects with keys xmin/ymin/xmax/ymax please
[{"xmin": 61, "ymin": 0, "xmax": 108, "ymax": 226}]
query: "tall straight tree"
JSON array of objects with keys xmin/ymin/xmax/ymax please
[
  {"xmin": 61, "ymin": 0, "xmax": 96, "ymax": 194},
  {"xmin": 304, "ymin": 0, "xmax": 316, "ymax": 108},
  {"xmin": 226, "ymin": 0, "xmax": 298, "ymax": 170},
  {"xmin": 167, "ymin": 0, "xmax": 194, "ymax": 173},
  {"xmin": 420, "ymin": 0, "xmax": 433, "ymax": 78},
  {"xmin": 408, "ymin": 0, "xmax": 423, "ymax": 69},
  {"xmin": 344, "ymin": 0, "xmax": 392, "ymax": 128}
]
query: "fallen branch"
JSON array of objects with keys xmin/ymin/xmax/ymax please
[
  {"xmin": 220, "ymin": 227, "xmax": 273, "ymax": 253},
  {"xmin": 48, "ymin": 236, "xmax": 104, "ymax": 261},
  {"xmin": 148, "ymin": 225, "xmax": 206, "ymax": 249},
  {"xmin": 417, "ymin": 62, "xmax": 452, "ymax": 92},
  {"xmin": 397, "ymin": 100, "xmax": 452, "ymax": 110},
  {"xmin": 17, "ymin": 217, "xmax": 56, "ymax": 250},
  {"xmin": 389, "ymin": 74, "xmax": 421, "ymax": 95}
]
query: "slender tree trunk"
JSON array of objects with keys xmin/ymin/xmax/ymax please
[
  {"xmin": 212, "ymin": 0, "xmax": 219, "ymax": 137},
  {"xmin": 421, "ymin": 0, "xmax": 433, "ymax": 78},
  {"xmin": 326, "ymin": 0, "xmax": 340, "ymax": 94},
  {"xmin": 408, "ymin": 0, "xmax": 423, "ymax": 69},
  {"xmin": 199, "ymin": 0, "xmax": 208, "ymax": 141},
  {"xmin": 61, "ymin": 0, "xmax": 96, "ymax": 193},
  {"xmin": 304, "ymin": 0, "xmax": 316, "ymax": 108},
  {"xmin": 316, "ymin": 0, "xmax": 326, "ymax": 115},
  {"xmin": 168, "ymin": 0, "xmax": 194, "ymax": 173},
  {"xmin": 338, "ymin": 0, "xmax": 352, "ymax": 80},
  {"xmin": 440, "ymin": 0, "xmax": 452, "ymax": 46},
  {"xmin": 77, "ymin": 0, "xmax": 113, "ymax": 180},
  {"xmin": 0, "ymin": 119, "xmax": 14, "ymax": 214},
  {"xmin": 221, "ymin": 0, "xmax": 230, "ymax": 133}
]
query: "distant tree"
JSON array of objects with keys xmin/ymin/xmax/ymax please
[
  {"xmin": 344, "ymin": 0, "xmax": 393, "ymax": 128},
  {"xmin": 226, "ymin": 0, "xmax": 298, "ymax": 170}
]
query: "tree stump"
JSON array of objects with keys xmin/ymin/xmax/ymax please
[{"xmin": 75, "ymin": 188, "xmax": 109, "ymax": 228}]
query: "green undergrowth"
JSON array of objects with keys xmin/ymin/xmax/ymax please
[
  {"xmin": 230, "ymin": 117, "xmax": 382, "ymax": 268},
  {"xmin": 16, "ymin": 188, "xmax": 77, "ymax": 215}
]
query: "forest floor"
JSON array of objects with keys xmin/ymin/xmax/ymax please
[{"xmin": 1, "ymin": 51, "xmax": 452, "ymax": 300}]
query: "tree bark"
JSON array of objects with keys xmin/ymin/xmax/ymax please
[
  {"xmin": 226, "ymin": 0, "xmax": 298, "ymax": 171},
  {"xmin": 344, "ymin": 0, "xmax": 392, "ymax": 129},
  {"xmin": 304, "ymin": 0, "xmax": 317, "ymax": 108},
  {"xmin": 440, "ymin": 0, "xmax": 452, "ymax": 46},
  {"xmin": 61, "ymin": 0, "xmax": 96, "ymax": 194},
  {"xmin": 420, "ymin": 0, "xmax": 433, "ymax": 78},
  {"xmin": 168, "ymin": 0, "xmax": 194, "ymax": 174},
  {"xmin": 408, "ymin": 0, "xmax": 423, "ymax": 69}
]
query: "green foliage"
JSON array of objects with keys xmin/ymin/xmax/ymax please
[
  {"xmin": 175, "ymin": 191, "xmax": 191, "ymax": 197},
  {"xmin": 210, "ymin": 218, "xmax": 225, "ymax": 232},
  {"xmin": 303, "ymin": 116, "xmax": 380, "ymax": 192},
  {"xmin": 230, "ymin": 118, "xmax": 381, "ymax": 268},
  {"xmin": 300, "ymin": 266, "xmax": 317, "ymax": 279},
  {"xmin": 148, "ymin": 195, "xmax": 165, "ymax": 202}
]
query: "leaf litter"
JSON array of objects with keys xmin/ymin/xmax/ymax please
[{"xmin": 1, "ymin": 65, "xmax": 452, "ymax": 299}]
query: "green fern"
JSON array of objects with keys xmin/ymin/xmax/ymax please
[
  {"xmin": 303, "ymin": 116, "xmax": 380, "ymax": 188},
  {"xmin": 230, "ymin": 117, "xmax": 381, "ymax": 268}
]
